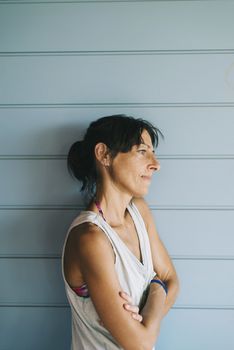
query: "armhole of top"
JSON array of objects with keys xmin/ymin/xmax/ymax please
[
  {"xmin": 62, "ymin": 220, "xmax": 118, "ymax": 298},
  {"xmin": 64, "ymin": 220, "xmax": 117, "ymax": 269}
]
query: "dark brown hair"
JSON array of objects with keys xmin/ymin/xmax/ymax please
[{"xmin": 67, "ymin": 114, "xmax": 164, "ymax": 197}]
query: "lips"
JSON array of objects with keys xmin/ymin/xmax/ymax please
[{"xmin": 141, "ymin": 175, "xmax": 152, "ymax": 181}]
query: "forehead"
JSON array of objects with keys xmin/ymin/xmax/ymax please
[{"xmin": 139, "ymin": 129, "xmax": 153, "ymax": 148}]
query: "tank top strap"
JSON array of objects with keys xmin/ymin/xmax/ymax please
[
  {"xmin": 127, "ymin": 201, "xmax": 154, "ymax": 272},
  {"xmin": 61, "ymin": 210, "xmax": 119, "ymax": 288},
  {"xmin": 63, "ymin": 210, "xmax": 120, "ymax": 256}
]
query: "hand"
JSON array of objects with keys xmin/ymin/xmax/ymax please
[
  {"xmin": 98, "ymin": 291, "xmax": 143, "ymax": 327},
  {"xmin": 119, "ymin": 291, "xmax": 143, "ymax": 322}
]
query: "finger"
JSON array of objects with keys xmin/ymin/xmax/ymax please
[
  {"xmin": 119, "ymin": 291, "xmax": 133, "ymax": 304},
  {"xmin": 132, "ymin": 313, "xmax": 143, "ymax": 322},
  {"xmin": 124, "ymin": 303, "xmax": 139, "ymax": 314}
]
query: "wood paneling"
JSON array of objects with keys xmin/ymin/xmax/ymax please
[
  {"xmin": 1, "ymin": 1, "xmax": 233, "ymax": 349},
  {"xmin": 1, "ymin": 54, "xmax": 234, "ymax": 104},
  {"xmin": 1, "ymin": 2, "xmax": 234, "ymax": 52},
  {"xmin": 0, "ymin": 107, "xmax": 234, "ymax": 156}
]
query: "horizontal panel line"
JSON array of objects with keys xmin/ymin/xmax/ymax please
[
  {"xmin": 0, "ymin": 0, "xmax": 194, "ymax": 4},
  {"xmin": 171, "ymin": 256, "xmax": 234, "ymax": 261},
  {"xmin": 0, "ymin": 254, "xmax": 233, "ymax": 260},
  {"xmin": 1, "ymin": 205, "xmax": 234, "ymax": 211},
  {"xmin": 0, "ymin": 303, "xmax": 234, "ymax": 310},
  {"xmin": 0, "ymin": 205, "xmax": 83, "ymax": 210},
  {"xmin": 1, "ymin": 102, "xmax": 234, "ymax": 109},
  {"xmin": 1, "ymin": 155, "xmax": 234, "ymax": 160},
  {"xmin": 173, "ymin": 305, "xmax": 234, "ymax": 310},
  {"xmin": 1, "ymin": 49, "xmax": 234, "ymax": 56},
  {"xmin": 0, "ymin": 0, "xmax": 225, "ymax": 4},
  {"xmin": 0, "ymin": 255, "xmax": 61, "ymax": 259},
  {"xmin": 0, "ymin": 303, "xmax": 69, "ymax": 308},
  {"xmin": 150, "ymin": 205, "xmax": 234, "ymax": 211}
]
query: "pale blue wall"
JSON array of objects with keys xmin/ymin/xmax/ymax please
[{"xmin": 0, "ymin": 1, "xmax": 234, "ymax": 349}]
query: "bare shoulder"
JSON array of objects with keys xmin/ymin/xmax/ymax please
[
  {"xmin": 68, "ymin": 221, "xmax": 106, "ymax": 243},
  {"xmin": 69, "ymin": 221, "xmax": 103, "ymax": 237},
  {"xmin": 65, "ymin": 222, "xmax": 97, "ymax": 252},
  {"xmin": 64, "ymin": 220, "xmax": 116, "ymax": 287},
  {"xmin": 67, "ymin": 221, "xmax": 114, "ymax": 258}
]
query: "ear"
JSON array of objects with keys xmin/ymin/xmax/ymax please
[{"xmin": 94, "ymin": 143, "xmax": 111, "ymax": 166}]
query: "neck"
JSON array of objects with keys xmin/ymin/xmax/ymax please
[{"xmin": 90, "ymin": 184, "xmax": 132, "ymax": 226}]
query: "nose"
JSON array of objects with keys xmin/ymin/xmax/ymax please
[{"xmin": 149, "ymin": 154, "xmax": 160, "ymax": 172}]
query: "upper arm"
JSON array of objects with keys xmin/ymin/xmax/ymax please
[
  {"xmin": 133, "ymin": 198, "xmax": 178, "ymax": 283},
  {"xmin": 72, "ymin": 223, "xmax": 149, "ymax": 350}
]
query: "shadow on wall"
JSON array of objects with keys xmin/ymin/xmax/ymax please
[{"xmin": 1, "ymin": 122, "xmax": 92, "ymax": 348}]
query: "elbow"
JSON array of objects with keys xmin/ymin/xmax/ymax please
[
  {"xmin": 122, "ymin": 324, "xmax": 161, "ymax": 350},
  {"xmin": 138, "ymin": 338, "xmax": 159, "ymax": 350},
  {"xmin": 139, "ymin": 342, "xmax": 156, "ymax": 350},
  {"xmin": 123, "ymin": 329, "xmax": 160, "ymax": 350},
  {"xmin": 137, "ymin": 325, "xmax": 161, "ymax": 350},
  {"xmin": 133, "ymin": 344, "xmax": 154, "ymax": 350},
  {"xmin": 167, "ymin": 273, "xmax": 180, "ymax": 299}
]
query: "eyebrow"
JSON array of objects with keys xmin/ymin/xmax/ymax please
[{"xmin": 139, "ymin": 142, "xmax": 155, "ymax": 152}]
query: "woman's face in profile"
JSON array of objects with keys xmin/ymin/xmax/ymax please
[{"xmin": 109, "ymin": 129, "xmax": 160, "ymax": 197}]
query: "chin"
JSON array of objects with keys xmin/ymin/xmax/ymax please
[{"xmin": 133, "ymin": 187, "xmax": 149, "ymax": 197}]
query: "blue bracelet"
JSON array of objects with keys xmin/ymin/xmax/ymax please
[{"xmin": 150, "ymin": 279, "xmax": 168, "ymax": 295}]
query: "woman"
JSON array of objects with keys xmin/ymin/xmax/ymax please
[{"xmin": 62, "ymin": 115, "xmax": 179, "ymax": 350}]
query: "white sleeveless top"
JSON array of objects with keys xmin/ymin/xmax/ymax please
[{"xmin": 61, "ymin": 201, "xmax": 156, "ymax": 350}]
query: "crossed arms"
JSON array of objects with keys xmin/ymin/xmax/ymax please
[{"xmin": 65, "ymin": 197, "xmax": 179, "ymax": 350}]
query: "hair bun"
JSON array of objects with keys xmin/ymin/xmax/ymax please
[{"xmin": 67, "ymin": 140, "xmax": 87, "ymax": 181}]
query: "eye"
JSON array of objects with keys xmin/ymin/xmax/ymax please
[{"xmin": 138, "ymin": 149, "xmax": 147, "ymax": 155}]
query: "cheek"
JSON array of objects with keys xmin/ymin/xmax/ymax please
[{"xmin": 111, "ymin": 155, "xmax": 143, "ymax": 180}]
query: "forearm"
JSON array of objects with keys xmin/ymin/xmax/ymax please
[
  {"xmin": 139, "ymin": 283, "xmax": 166, "ymax": 348},
  {"xmin": 137, "ymin": 276, "xmax": 179, "ymax": 349},
  {"xmin": 162, "ymin": 276, "xmax": 180, "ymax": 317}
]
